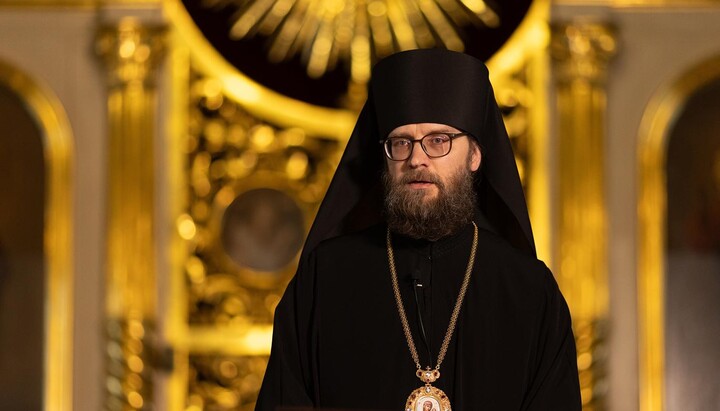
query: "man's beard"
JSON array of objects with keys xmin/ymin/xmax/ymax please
[{"xmin": 382, "ymin": 166, "xmax": 477, "ymax": 241}]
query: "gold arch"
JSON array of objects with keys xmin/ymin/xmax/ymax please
[
  {"xmin": 166, "ymin": 0, "xmax": 357, "ymax": 139},
  {"xmin": 164, "ymin": 0, "xmax": 549, "ymax": 139},
  {"xmin": 637, "ymin": 54, "xmax": 720, "ymax": 411},
  {"xmin": 0, "ymin": 60, "xmax": 74, "ymax": 411}
]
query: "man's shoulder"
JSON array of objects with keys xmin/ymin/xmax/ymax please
[
  {"xmin": 475, "ymin": 227, "xmax": 554, "ymax": 286},
  {"xmin": 476, "ymin": 227, "xmax": 543, "ymax": 263},
  {"xmin": 312, "ymin": 224, "xmax": 387, "ymax": 257}
]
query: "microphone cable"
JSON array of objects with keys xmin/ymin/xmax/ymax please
[{"xmin": 412, "ymin": 277, "xmax": 433, "ymax": 367}]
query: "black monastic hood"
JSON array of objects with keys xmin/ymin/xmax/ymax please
[{"xmin": 302, "ymin": 48, "xmax": 536, "ymax": 258}]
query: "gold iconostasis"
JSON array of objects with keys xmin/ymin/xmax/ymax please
[
  {"xmin": 1, "ymin": 0, "xmax": 720, "ymax": 411},
  {"xmin": 172, "ymin": 1, "xmax": 544, "ymax": 408}
]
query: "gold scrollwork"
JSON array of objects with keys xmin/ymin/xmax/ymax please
[
  {"xmin": 491, "ymin": 34, "xmax": 551, "ymax": 261},
  {"xmin": 170, "ymin": 3, "xmax": 551, "ymax": 408},
  {"xmin": 494, "ymin": 70, "xmax": 534, "ymax": 190},
  {"xmin": 181, "ymin": 67, "xmax": 343, "ymax": 407},
  {"xmin": 489, "ymin": 0, "xmax": 552, "ymax": 263},
  {"xmin": 216, "ymin": 0, "xmax": 502, "ymax": 81},
  {"xmin": 105, "ymin": 317, "xmax": 157, "ymax": 411},
  {"xmin": 551, "ymin": 22, "xmax": 617, "ymax": 85},
  {"xmin": 165, "ymin": 0, "xmax": 357, "ymax": 139},
  {"xmin": 178, "ymin": 61, "xmax": 541, "ymax": 411},
  {"xmin": 188, "ymin": 354, "xmax": 269, "ymax": 411},
  {"xmin": 96, "ymin": 19, "xmax": 167, "ymax": 88},
  {"xmin": 184, "ymin": 69, "xmax": 342, "ymax": 308}
]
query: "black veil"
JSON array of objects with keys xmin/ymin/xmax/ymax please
[{"xmin": 302, "ymin": 48, "xmax": 535, "ymax": 258}]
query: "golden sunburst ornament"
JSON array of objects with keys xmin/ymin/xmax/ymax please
[{"xmin": 202, "ymin": 0, "xmax": 500, "ymax": 81}]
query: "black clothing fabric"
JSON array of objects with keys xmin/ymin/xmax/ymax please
[
  {"xmin": 301, "ymin": 49, "xmax": 534, "ymax": 260},
  {"xmin": 256, "ymin": 222, "xmax": 581, "ymax": 410}
]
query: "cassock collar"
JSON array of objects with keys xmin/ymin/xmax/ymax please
[{"xmin": 389, "ymin": 209, "xmax": 496, "ymax": 257}]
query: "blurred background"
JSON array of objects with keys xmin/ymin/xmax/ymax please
[{"xmin": 0, "ymin": 0, "xmax": 718, "ymax": 410}]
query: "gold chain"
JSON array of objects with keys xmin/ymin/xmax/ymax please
[{"xmin": 386, "ymin": 222, "xmax": 478, "ymax": 371}]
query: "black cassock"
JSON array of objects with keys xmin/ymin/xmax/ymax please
[{"xmin": 256, "ymin": 221, "xmax": 581, "ymax": 411}]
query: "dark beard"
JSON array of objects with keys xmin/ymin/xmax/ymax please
[{"xmin": 382, "ymin": 166, "xmax": 477, "ymax": 241}]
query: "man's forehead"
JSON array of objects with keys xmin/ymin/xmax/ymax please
[{"xmin": 387, "ymin": 122, "xmax": 461, "ymax": 137}]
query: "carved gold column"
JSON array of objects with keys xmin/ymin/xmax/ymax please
[
  {"xmin": 96, "ymin": 19, "xmax": 166, "ymax": 411},
  {"xmin": 551, "ymin": 22, "xmax": 617, "ymax": 411}
]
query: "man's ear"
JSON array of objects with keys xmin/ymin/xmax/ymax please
[{"xmin": 469, "ymin": 141, "xmax": 482, "ymax": 172}]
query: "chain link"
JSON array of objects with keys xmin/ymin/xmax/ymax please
[{"xmin": 386, "ymin": 222, "xmax": 478, "ymax": 371}]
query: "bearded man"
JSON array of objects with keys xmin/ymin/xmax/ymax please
[{"xmin": 256, "ymin": 49, "xmax": 581, "ymax": 411}]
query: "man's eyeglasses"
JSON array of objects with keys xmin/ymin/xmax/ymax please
[{"xmin": 381, "ymin": 132, "xmax": 470, "ymax": 161}]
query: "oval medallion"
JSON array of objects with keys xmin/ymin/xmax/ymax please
[{"xmin": 405, "ymin": 385, "xmax": 452, "ymax": 411}]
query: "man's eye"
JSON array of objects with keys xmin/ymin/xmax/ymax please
[
  {"xmin": 428, "ymin": 135, "xmax": 449, "ymax": 145},
  {"xmin": 392, "ymin": 139, "xmax": 410, "ymax": 147}
]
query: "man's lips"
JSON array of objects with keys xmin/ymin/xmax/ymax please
[
  {"xmin": 399, "ymin": 171, "xmax": 441, "ymax": 190},
  {"xmin": 407, "ymin": 180, "xmax": 435, "ymax": 188}
]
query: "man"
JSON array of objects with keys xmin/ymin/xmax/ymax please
[{"xmin": 257, "ymin": 49, "xmax": 581, "ymax": 410}]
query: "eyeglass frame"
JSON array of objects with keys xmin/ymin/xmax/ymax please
[{"xmin": 380, "ymin": 132, "xmax": 471, "ymax": 161}]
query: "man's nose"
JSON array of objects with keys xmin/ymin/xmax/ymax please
[{"xmin": 407, "ymin": 139, "xmax": 430, "ymax": 167}]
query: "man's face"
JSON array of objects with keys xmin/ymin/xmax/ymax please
[
  {"xmin": 382, "ymin": 122, "xmax": 481, "ymax": 240},
  {"xmin": 385, "ymin": 123, "xmax": 481, "ymax": 202}
]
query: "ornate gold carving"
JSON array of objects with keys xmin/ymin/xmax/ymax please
[
  {"xmin": 492, "ymin": 55, "xmax": 552, "ymax": 262},
  {"xmin": 637, "ymin": 54, "xmax": 720, "ymax": 411},
  {"xmin": 106, "ymin": 318, "xmax": 157, "ymax": 411},
  {"xmin": 551, "ymin": 21, "xmax": 617, "ymax": 411},
  {"xmin": 96, "ymin": 19, "xmax": 167, "ymax": 88},
  {"xmin": 486, "ymin": 0, "xmax": 549, "ymax": 77},
  {"xmin": 188, "ymin": 354, "xmax": 269, "ymax": 411},
  {"xmin": 574, "ymin": 318, "xmax": 609, "ymax": 411},
  {"xmin": 217, "ymin": 0, "xmax": 501, "ymax": 81},
  {"xmin": 184, "ymin": 69, "xmax": 341, "ymax": 305},
  {"xmin": 166, "ymin": 0, "xmax": 356, "ymax": 138},
  {"xmin": 96, "ymin": 19, "xmax": 167, "ymax": 411},
  {"xmin": 494, "ymin": 69, "xmax": 534, "ymax": 190},
  {"xmin": 551, "ymin": 22, "xmax": 617, "ymax": 84},
  {"xmin": 175, "ymin": 63, "xmax": 540, "ymax": 411},
  {"xmin": 0, "ymin": 0, "xmax": 162, "ymax": 7},
  {"xmin": 487, "ymin": 0, "xmax": 552, "ymax": 263},
  {"xmin": 0, "ymin": 59, "xmax": 74, "ymax": 411},
  {"xmin": 179, "ymin": 67, "xmax": 343, "ymax": 407},
  {"xmin": 167, "ymin": 3, "xmax": 551, "ymax": 407}
]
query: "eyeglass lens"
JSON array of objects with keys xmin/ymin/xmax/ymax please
[{"xmin": 385, "ymin": 134, "xmax": 452, "ymax": 160}]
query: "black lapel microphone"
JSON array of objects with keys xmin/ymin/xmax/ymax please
[{"xmin": 409, "ymin": 265, "xmax": 433, "ymax": 365}]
